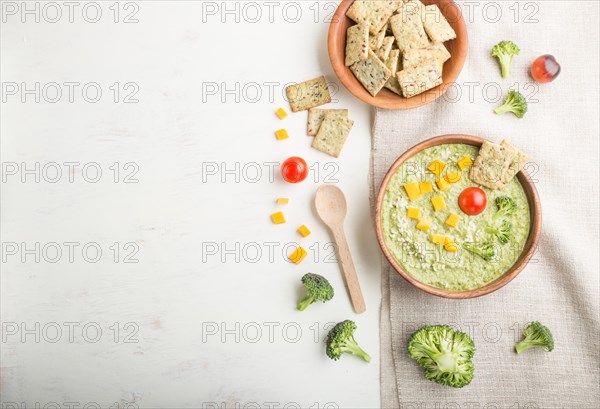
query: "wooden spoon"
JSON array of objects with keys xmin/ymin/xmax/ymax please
[{"xmin": 315, "ymin": 185, "xmax": 366, "ymax": 314}]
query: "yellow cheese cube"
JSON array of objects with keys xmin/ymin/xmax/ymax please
[
  {"xmin": 445, "ymin": 172, "xmax": 462, "ymax": 184},
  {"xmin": 419, "ymin": 182, "xmax": 433, "ymax": 194},
  {"xmin": 436, "ymin": 177, "xmax": 450, "ymax": 191},
  {"xmin": 445, "ymin": 213, "xmax": 460, "ymax": 228},
  {"xmin": 275, "ymin": 108, "xmax": 288, "ymax": 119},
  {"xmin": 416, "ymin": 219, "xmax": 431, "ymax": 231},
  {"xmin": 297, "ymin": 225, "xmax": 311, "ymax": 238},
  {"xmin": 275, "ymin": 129, "xmax": 289, "ymax": 140},
  {"xmin": 288, "ymin": 246, "xmax": 307, "ymax": 264},
  {"xmin": 404, "ymin": 182, "xmax": 421, "ymax": 201},
  {"xmin": 276, "ymin": 198, "xmax": 289, "ymax": 205},
  {"xmin": 407, "ymin": 207, "xmax": 421, "ymax": 219},
  {"xmin": 427, "ymin": 160, "xmax": 446, "ymax": 176},
  {"xmin": 431, "ymin": 196, "xmax": 446, "ymax": 211},
  {"xmin": 271, "ymin": 212, "xmax": 286, "ymax": 224},
  {"xmin": 444, "ymin": 237, "xmax": 458, "ymax": 252},
  {"xmin": 457, "ymin": 157, "xmax": 473, "ymax": 170},
  {"xmin": 430, "ymin": 234, "xmax": 446, "ymax": 246}
]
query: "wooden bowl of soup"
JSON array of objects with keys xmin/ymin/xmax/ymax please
[{"xmin": 375, "ymin": 134, "xmax": 542, "ymax": 298}]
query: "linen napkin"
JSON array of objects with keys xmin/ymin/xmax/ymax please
[{"xmin": 372, "ymin": 2, "xmax": 600, "ymax": 407}]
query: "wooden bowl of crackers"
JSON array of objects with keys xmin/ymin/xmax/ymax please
[{"xmin": 328, "ymin": 0, "xmax": 468, "ymax": 110}]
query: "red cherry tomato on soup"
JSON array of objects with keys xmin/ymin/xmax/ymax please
[
  {"xmin": 281, "ymin": 156, "xmax": 308, "ymax": 183},
  {"xmin": 530, "ymin": 55, "xmax": 561, "ymax": 83},
  {"xmin": 458, "ymin": 187, "xmax": 487, "ymax": 216}
]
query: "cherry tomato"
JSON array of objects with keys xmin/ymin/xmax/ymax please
[
  {"xmin": 281, "ymin": 156, "xmax": 308, "ymax": 183},
  {"xmin": 458, "ymin": 187, "xmax": 487, "ymax": 216},
  {"xmin": 530, "ymin": 55, "xmax": 561, "ymax": 83}
]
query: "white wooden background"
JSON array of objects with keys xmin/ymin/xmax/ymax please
[{"xmin": 1, "ymin": 1, "xmax": 381, "ymax": 407}]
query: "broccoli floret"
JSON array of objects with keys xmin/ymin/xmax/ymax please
[
  {"xmin": 494, "ymin": 91, "xmax": 528, "ymax": 118},
  {"xmin": 407, "ymin": 325, "xmax": 475, "ymax": 388},
  {"xmin": 462, "ymin": 242, "xmax": 496, "ymax": 261},
  {"xmin": 326, "ymin": 320, "xmax": 371, "ymax": 363},
  {"xmin": 515, "ymin": 322, "xmax": 554, "ymax": 353},
  {"xmin": 297, "ymin": 273, "xmax": 334, "ymax": 311},
  {"xmin": 493, "ymin": 196, "xmax": 517, "ymax": 220},
  {"xmin": 491, "ymin": 40, "xmax": 520, "ymax": 78},
  {"xmin": 486, "ymin": 220, "xmax": 513, "ymax": 244}
]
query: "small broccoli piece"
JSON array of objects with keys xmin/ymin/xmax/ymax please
[
  {"xmin": 407, "ymin": 325, "xmax": 475, "ymax": 388},
  {"xmin": 297, "ymin": 273, "xmax": 334, "ymax": 311},
  {"xmin": 326, "ymin": 320, "xmax": 371, "ymax": 363},
  {"xmin": 462, "ymin": 242, "xmax": 496, "ymax": 261},
  {"xmin": 494, "ymin": 91, "xmax": 528, "ymax": 118},
  {"xmin": 493, "ymin": 196, "xmax": 517, "ymax": 220},
  {"xmin": 515, "ymin": 322, "xmax": 554, "ymax": 353},
  {"xmin": 491, "ymin": 40, "xmax": 520, "ymax": 78},
  {"xmin": 486, "ymin": 220, "xmax": 514, "ymax": 244}
]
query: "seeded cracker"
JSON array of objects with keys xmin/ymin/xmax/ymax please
[
  {"xmin": 383, "ymin": 49, "xmax": 403, "ymax": 96},
  {"xmin": 345, "ymin": 23, "xmax": 370, "ymax": 66},
  {"xmin": 307, "ymin": 109, "xmax": 349, "ymax": 136},
  {"xmin": 421, "ymin": 4, "xmax": 456, "ymax": 43},
  {"xmin": 396, "ymin": 58, "xmax": 442, "ymax": 98},
  {"xmin": 369, "ymin": 25, "xmax": 387, "ymax": 50},
  {"xmin": 431, "ymin": 42, "xmax": 451, "ymax": 61},
  {"xmin": 285, "ymin": 76, "xmax": 331, "ymax": 112},
  {"xmin": 500, "ymin": 140, "xmax": 529, "ymax": 184},
  {"xmin": 403, "ymin": 43, "xmax": 451, "ymax": 68},
  {"xmin": 311, "ymin": 112, "xmax": 354, "ymax": 158},
  {"xmin": 470, "ymin": 141, "xmax": 518, "ymax": 190},
  {"xmin": 389, "ymin": 2, "xmax": 429, "ymax": 52},
  {"xmin": 346, "ymin": 0, "xmax": 400, "ymax": 35},
  {"xmin": 350, "ymin": 49, "xmax": 392, "ymax": 97},
  {"xmin": 376, "ymin": 36, "xmax": 395, "ymax": 62}
]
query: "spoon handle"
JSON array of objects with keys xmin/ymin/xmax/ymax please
[{"xmin": 330, "ymin": 224, "xmax": 366, "ymax": 314}]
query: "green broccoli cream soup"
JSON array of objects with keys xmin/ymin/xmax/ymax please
[{"xmin": 381, "ymin": 144, "xmax": 531, "ymax": 291}]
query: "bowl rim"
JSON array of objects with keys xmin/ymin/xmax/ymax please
[
  {"xmin": 328, "ymin": 0, "xmax": 469, "ymax": 110},
  {"xmin": 374, "ymin": 134, "xmax": 542, "ymax": 299}
]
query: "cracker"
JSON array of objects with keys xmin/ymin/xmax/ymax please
[
  {"xmin": 383, "ymin": 49, "xmax": 400, "ymax": 75},
  {"xmin": 469, "ymin": 141, "xmax": 517, "ymax": 190},
  {"xmin": 500, "ymin": 140, "xmax": 529, "ymax": 184},
  {"xmin": 346, "ymin": 0, "xmax": 400, "ymax": 35},
  {"xmin": 421, "ymin": 4, "xmax": 456, "ymax": 43},
  {"xmin": 383, "ymin": 49, "xmax": 403, "ymax": 96},
  {"xmin": 403, "ymin": 48, "xmax": 436, "ymax": 69},
  {"xmin": 403, "ymin": 43, "xmax": 451, "ymax": 68},
  {"xmin": 345, "ymin": 23, "xmax": 370, "ymax": 67},
  {"xmin": 311, "ymin": 112, "xmax": 354, "ymax": 158},
  {"xmin": 385, "ymin": 78, "xmax": 404, "ymax": 96},
  {"xmin": 307, "ymin": 109, "xmax": 349, "ymax": 136},
  {"xmin": 369, "ymin": 25, "xmax": 387, "ymax": 50},
  {"xmin": 396, "ymin": 58, "xmax": 443, "ymax": 98},
  {"xmin": 389, "ymin": 2, "xmax": 429, "ymax": 52},
  {"xmin": 285, "ymin": 76, "xmax": 331, "ymax": 112},
  {"xmin": 392, "ymin": 1, "xmax": 406, "ymax": 15},
  {"xmin": 376, "ymin": 36, "xmax": 395, "ymax": 62},
  {"xmin": 401, "ymin": 0, "xmax": 424, "ymax": 15},
  {"xmin": 430, "ymin": 42, "xmax": 451, "ymax": 62},
  {"xmin": 350, "ymin": 49, "xmax": 392, "ymax": 96}
]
